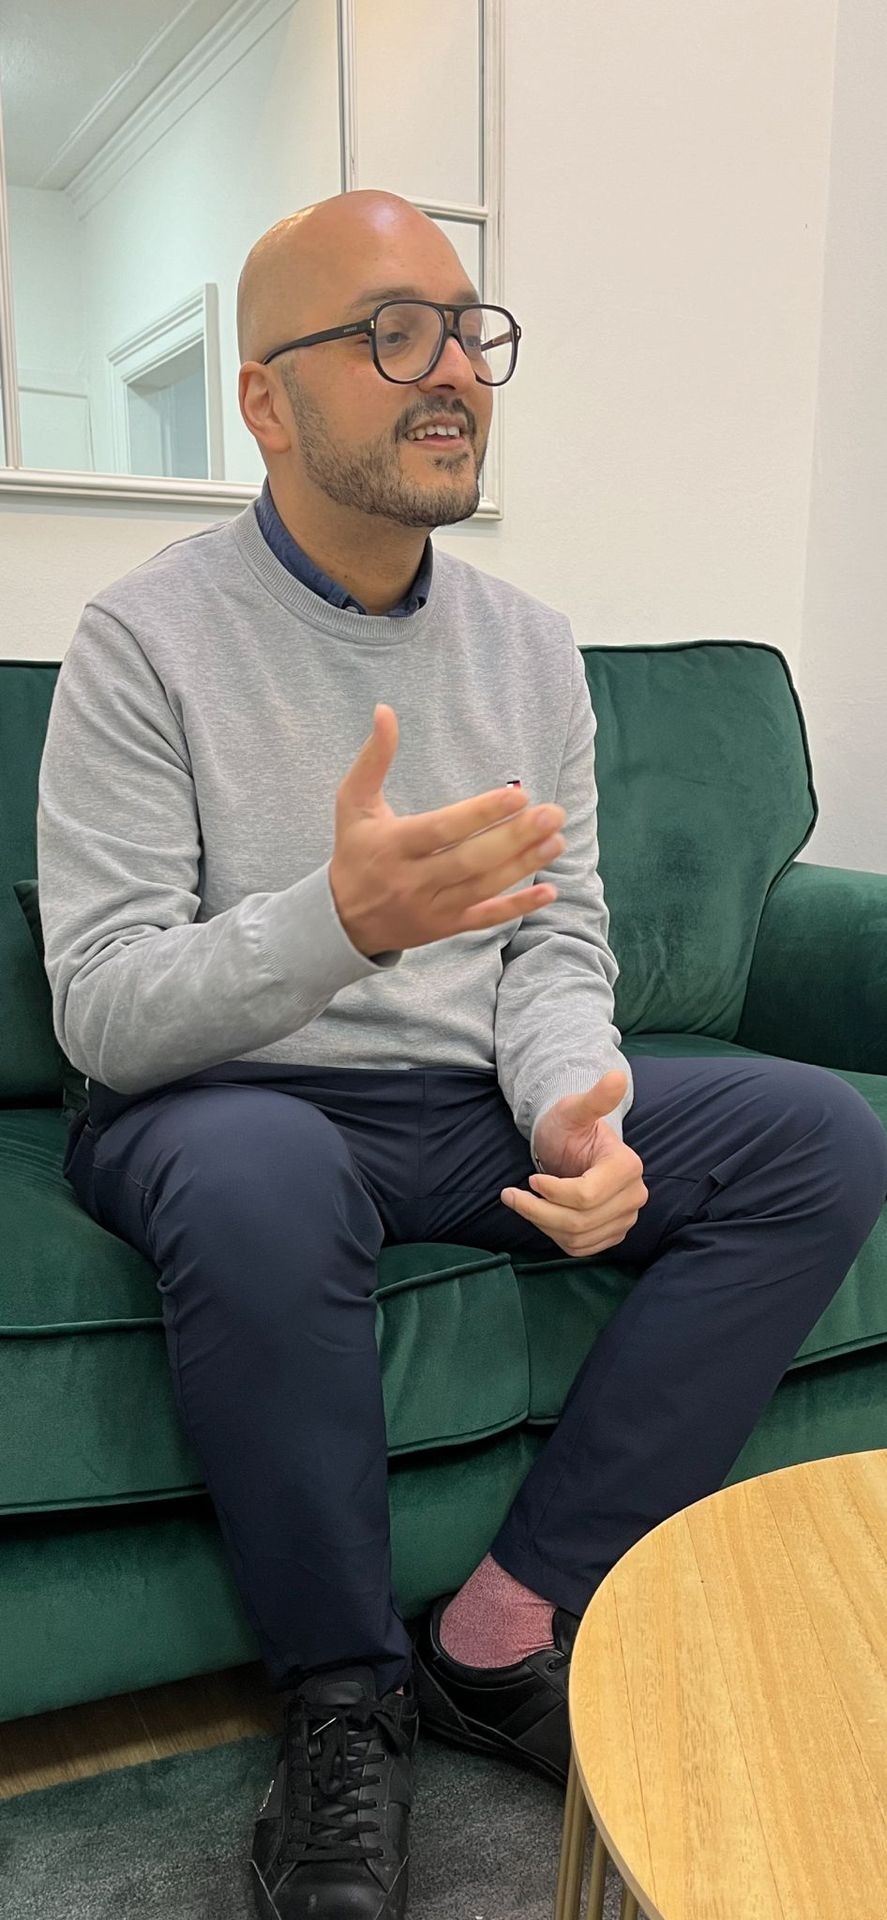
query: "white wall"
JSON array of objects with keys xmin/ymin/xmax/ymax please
[
  {"xmin": 440, "ymin": 0, "xmax": 837, "ymax": 670},
  {"xmin": 795, "ymin": 0, "xmax": 887, "ymax": 873},
  {"xmin": 3, "ymin": 0, "xmax": 881, "ymax": 879}
]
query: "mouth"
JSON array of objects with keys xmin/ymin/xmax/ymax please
[
  {"xmin": 406, "ymin": 436, "xmax": 470, "ymax": 457},
  {"xmin": 402, "ymin": 421, "xmax": 472, "ymax": 456}
]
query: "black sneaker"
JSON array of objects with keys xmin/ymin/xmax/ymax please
[
  {"xmin": 251, "ymin": 1666, "xmax": 418, "ymax": 1920},
  {"xmin": 411, "ymin": 1597, "xmax": 580, "ymax": 1788}
]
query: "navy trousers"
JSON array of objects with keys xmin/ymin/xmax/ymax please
[{"xmin": 62, "ymin": 1050, "xmax": 887, "ymax": 1697}]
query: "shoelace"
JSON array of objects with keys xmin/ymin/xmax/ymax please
[{"xmin": 281, "ymin": 1696, "xmax": 410, "ymax": 1867}]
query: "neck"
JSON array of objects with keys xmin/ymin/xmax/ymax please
[{"xmin": 266, "ymin": 473, "xmax": 427, "ymax": 616}]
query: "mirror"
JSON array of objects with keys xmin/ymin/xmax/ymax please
[
  {"xmin": 1, "ymin": 0, "xmax": 344, "ymax": 485},
  {"xmin": 0, "ymin": 0, "xmax": 494, "ymax": 500}
]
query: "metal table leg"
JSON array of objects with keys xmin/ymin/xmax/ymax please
[
  {"xmin": 585, "ymin": 1824, "xmax": 609, "ymax": 1920},
  {"xmin": 554, "ymin": 1750, "xmax": 591, "ymax": 1920}
]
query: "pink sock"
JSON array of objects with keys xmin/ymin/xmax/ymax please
[{"xmin": 439, "ymin": 1553, "xmax": 555, "ymax": 1669}]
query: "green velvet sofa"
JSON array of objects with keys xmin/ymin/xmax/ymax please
[{"xmin": 3, "ymin": 639, "xmax": 886, "ymax": 1727}]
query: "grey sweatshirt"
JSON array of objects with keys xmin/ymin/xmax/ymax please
[{"xmin": 36, "ymin": 504, "xmax": 634, "ymax": 1162}]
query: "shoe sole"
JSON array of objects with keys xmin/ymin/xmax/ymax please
[{"xmin": 412, "ymin": 1642, "xmax": 568, "ymax": 1790}]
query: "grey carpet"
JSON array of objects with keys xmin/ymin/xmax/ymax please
[{"xmin": 0, "ymin": 1731, "xmax": 648, "ymax": 1919}]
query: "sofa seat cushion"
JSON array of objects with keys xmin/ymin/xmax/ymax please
[
  {"xmin": 1, "ymin": 1029, "xmax": 884, "ymax": 1515},
  {"xmin": 0, "ymin": 1109, "xmax": 534, "ymax": 1513}
]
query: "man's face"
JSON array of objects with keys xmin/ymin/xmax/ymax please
[{"xmin": 272, "ymin": 231, "xmax": 496, "ymax": 530}]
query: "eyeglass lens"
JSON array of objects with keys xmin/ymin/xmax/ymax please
[{"xmin": 375, "ymin": 303, "xmax": 515, "ymax": 384}]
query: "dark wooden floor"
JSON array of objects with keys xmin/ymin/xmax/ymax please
[{"xmin": 0, "ymin": 1663, "xmax": 283, "ymax": 1800}]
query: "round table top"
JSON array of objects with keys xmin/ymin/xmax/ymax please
[{"xmin": 569, "ymin": 1450, "xmax": 887, "ymax": 1919}]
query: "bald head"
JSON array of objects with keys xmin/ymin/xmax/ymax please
[{"xmin": 236, "ymin": 189, "xmax": 471, "ymax": 365}]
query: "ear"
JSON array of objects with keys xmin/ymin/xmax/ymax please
[{"xmin": 238, "ymin": 363, "xmax": 292, "ymax": 456}]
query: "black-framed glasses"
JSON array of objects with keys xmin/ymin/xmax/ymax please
[{"xmin": 261, "ymin": 300, "xmax": 522, "ymax": 386}]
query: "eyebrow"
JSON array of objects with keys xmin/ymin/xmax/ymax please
[{"xmin": 344, "ymin": 283, "xmax": 482, "ymax": 314}]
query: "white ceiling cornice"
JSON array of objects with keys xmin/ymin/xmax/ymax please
[
  {"xmin": 67, "ymin": 0, "xmax": 295, "ymax": 217},
  {"xmin": 36, "ymin": 0, "xmax": 242, "ymax": 191}
]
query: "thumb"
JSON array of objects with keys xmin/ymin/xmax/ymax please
[
  {"xmin": 342, "ymin": 702, "xmax": 398, "ymax": 812},
  {"xmin": 583, "ymin": 1070, "xmax": 629, "ymax": 1118}
]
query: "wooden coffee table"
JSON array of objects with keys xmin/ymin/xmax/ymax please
[{"xmin": 553, "ymin": 1449, "xmax": 887, "ymax": 1920}]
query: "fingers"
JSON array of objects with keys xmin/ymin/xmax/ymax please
[
  {"xmin": 504, "ymin": 1174, "xmax": 647, "ymax": 1252},
  {"xmin": 530, "ymin": 1162, "xmax": 644, "ymax": 1208},
  {"xmin": 402, "ymin": 785, "xmax": 529, "ymax": 856}
]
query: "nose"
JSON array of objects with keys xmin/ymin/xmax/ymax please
[{"xmin": 417, "ymin": 327, "xmax": 479, "ymax": 397}]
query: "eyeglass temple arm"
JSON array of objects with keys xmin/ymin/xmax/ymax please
[{"xmin": 262, "ymin": 320, "xmax": 372, "ymax": 365}]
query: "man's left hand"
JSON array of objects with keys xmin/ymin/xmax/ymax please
[{"xmin": 500, "ymin": 1070, "xmax": 648, "ymax": 1257}]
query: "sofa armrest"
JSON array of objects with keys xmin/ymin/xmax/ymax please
[{"xmin": 735, "ymin": 861, "xmax": 887, "ymax": 1073}]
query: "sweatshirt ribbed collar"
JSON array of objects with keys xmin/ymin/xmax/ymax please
[{"xmin": 232, "ymin": 503, "xmax": 437, "ymax": 647}]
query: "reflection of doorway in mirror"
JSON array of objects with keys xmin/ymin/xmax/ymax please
[
  {"xmin": 107, "ymin": 284, "xmax": 224, "ymax": 481},
  {"xmin": 126, "ymin": 341, "xmax": 208, "ymax": 480}
]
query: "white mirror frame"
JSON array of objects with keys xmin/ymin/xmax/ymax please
[{"xmin": 0, "ymin": 0, "xmax": 505, "ymax": 517}]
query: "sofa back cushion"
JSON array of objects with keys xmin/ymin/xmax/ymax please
[
  {"xmin": 586, "ymin": 640, "xmax": 817, "ymax": 1039},
  {"xmin": 0, "ymin": 665, "xmax": 63, "ymax": 1101},
  {"xmin": 0, "ymin": 642, "xmax": 818, "ymax": 1099}
]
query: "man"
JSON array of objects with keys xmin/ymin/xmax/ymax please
[{"xmin": 39, "ymin": 191, "xmax": 886, "ymax": 1920}]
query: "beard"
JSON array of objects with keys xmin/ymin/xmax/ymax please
[{"xmin": 280, "ymin": 369, "xmax": 486, "ymax": 528}]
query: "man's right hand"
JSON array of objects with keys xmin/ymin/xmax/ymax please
[{"xmin": 329, "ymin": 703, "xmax": 567, "ymax": 958}]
